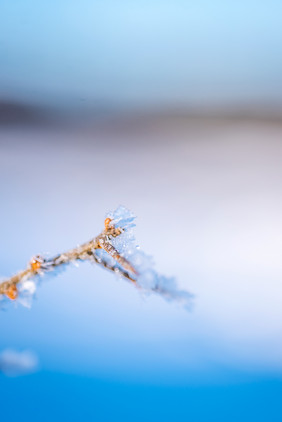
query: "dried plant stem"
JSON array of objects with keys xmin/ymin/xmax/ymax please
[{"xmin": 0, "ymin": 219, "xmax": 137, "ymax": 300}]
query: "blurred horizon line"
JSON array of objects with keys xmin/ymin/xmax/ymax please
[{"xmin": 1, "ymin": 99, "xmax": 282, "ymax": 128}]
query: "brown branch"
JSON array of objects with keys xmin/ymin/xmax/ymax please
[{"xmin": 0, "ymin": 218, "xmax": 137, "ymax": 300}]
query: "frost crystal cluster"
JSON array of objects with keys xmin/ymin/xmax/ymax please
[
  {"xmin": 104, "ymin": 207, "xmax": 191, "ymax": 304},
  {"xmin": 0, "ymin": 206, "xmax": 192, "ymax": 309}
]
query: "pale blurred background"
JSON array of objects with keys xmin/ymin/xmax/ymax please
[{"xmin": 1, "ymin": 1, "xmax": 282, "ymax": 421}]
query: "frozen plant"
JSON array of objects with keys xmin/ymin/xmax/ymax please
[{"xmin": 0, "ymin": 207, "xmax": 192, "ymax": 308}]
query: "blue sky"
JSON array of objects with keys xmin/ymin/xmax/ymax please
[{"xmin": 1, "ymin": 0, "xmax": 282, "ymax": 109}]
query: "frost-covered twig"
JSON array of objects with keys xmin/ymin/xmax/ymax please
[{"xmin": 0, "ymin": 207, "xmax": 192, "ymax": 308}]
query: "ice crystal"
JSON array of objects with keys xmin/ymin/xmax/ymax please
[
  {"xmin": 0, "ymin": 206, "xmax": 192, "ymax": 309},
  {"xmin": 17, "ymin": 279, "xmax": 37, "ymax": 308},
  {"xmin": 107, "ymin": 206, "xmax": 192, "ymax": 307}
]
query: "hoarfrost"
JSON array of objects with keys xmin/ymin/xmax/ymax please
[
  {"xmin": 106, "ymin": 206, "xmax": 192, "ymax": 307},
  {"xmin": 0, "ymin": 206, "xmax": 192, "ymax": 309},
  {"xmin": 17, "ymin": 279, "xmax": 37, "ymax": 308}
]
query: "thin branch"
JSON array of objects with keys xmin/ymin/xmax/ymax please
[{"xmin": 0, "ymin": 218, "xmax": 137, "ymax": 300}]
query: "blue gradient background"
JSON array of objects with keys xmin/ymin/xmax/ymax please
[
  {"xmin": 1, "ymin": 1, "xmax": 282, "ymax": 421},
  {"xmin": 1, "ymin": 126, "xmax": 282, "ymax": 421},
  {"xmin": 1, "ymin": 0, "xmax": 282, "ymax": 110}
]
